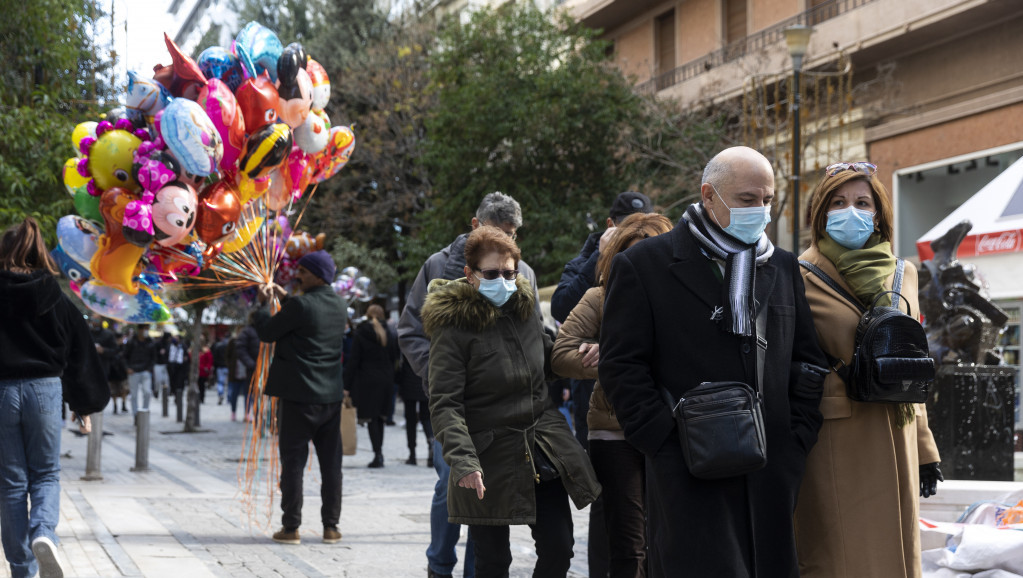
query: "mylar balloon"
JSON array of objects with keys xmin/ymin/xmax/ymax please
[
  {"xmin": 285, "ymin": 146, "xmax": 313, "ymax": 200},
  {"xmin": 56, "ymin": 215, "xmax": 101, "ymax": 267},
  {"xmin": 151, "ymin": 181, "xmax": 198, "ymax": 247},
  {"xmin": 83, "ymin": 120, "xmax": 144, "ymax": 193},
  {"xmin": 73, "ymin": 189, "xmax": 104, "ymax": 224},
  {"xmin": 237, "ymin": 172, "xmax": 270, "ymax": 204},
  {"xmin": 161, "ymin": 98, "xmax": 223, "ymax": 177},
  {"xmin": 197, "ymin": 79, "xmax": 246, "ymax": 171},
  {"xmin": 293, "ymin": 108, "xmax": 330, "ymax": 154},
  {"xmin": 352, "ymin": 276, "xmax": 375, "ymax": 302},
  {"xmin": 195, "ymin": 180, "xmax": 242, "ymax": 262},
  {"xmin": 285, "ymin": 230, "xmax": 319, "ymax": 260},
  {"xmin": 239, "ymin": 122, "xmax": 292, "ymax": 180},
  {"xmin": 79, "ymin": 280, "xmax": 172, "ymax": 324},
  {"xmin": 125, "ymin": 71, "xmax": 171, "ymax": 124},
  {"xmin": 264, "ymin": 166, "xmax": 291, "ymax": 211},
  {"xmin": 63, "ymin": 158, "xmax": 90, "ymax": 196},
  {"xmin": 148, "ymin": 242, "xmax": 203, "ymax": 281},
  {"xmin": 341, "ymin": 266, "xmax": 361, "ymax": 279},
  {"xmin": 306, "ymin": 58, "xmax": 331, "ymax": 111},
  {"xmin": 51, "ymin": 245, "xmax": 92, "ymax": 284},
  {"xmin": 235, "ymin": 72, "xmax": 280, "ymax": 134},
  {"xmin": 91, "ymin": 187, "xmax": 147, "ymax": 295},
  {"xmin": 311, "ymin": 125, "xmax": 355, "ymax": 183},
  {"xmin": 235, "ymin": 22, "xmax": 284, "ymax": 82},
  {"xmin": 276, "ymin": 44, "xmax": 313, "ymax": 129},
  {"xmin": 197, "ymin": 46, "xmax": 245, "ymax": 92},
  {"xmin": 222, "ymin": 213, "xmax": 264, "ymax": 254},
  {"xmin": 152, "ymin": 33, "xmax": 207, "ymax": 100},
  {"xmin": 332, "ymin": 273, "xmax": 353, "ymax": 299},
  {"xmin": 71, "ymin": 122, "xmax": 98, "ymax": 155}
]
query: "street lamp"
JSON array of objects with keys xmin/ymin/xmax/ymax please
[{"xmin": 784, "ymin": 24, "xmax": 812, "ymax": 253}]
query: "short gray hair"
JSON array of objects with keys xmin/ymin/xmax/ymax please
[
  {"xmin": 701, "ymin": 155, "xmax": 729, "ymax": 189},
  {"xmin": 476, "ymin": 192, "xmax": 523, "ymax": 228}
]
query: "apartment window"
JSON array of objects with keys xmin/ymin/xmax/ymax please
[
  {"xmin": 655, "ymin": 10, "xmax": 676, "ymax": 89},
  {"xmin": 725, "ymin": 0, "xmax": 747, "ymax": 45}
]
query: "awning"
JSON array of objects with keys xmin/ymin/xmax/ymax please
[{"xmin": 917, "ymin": 156, "xmax": 1023, "ymax": 261}]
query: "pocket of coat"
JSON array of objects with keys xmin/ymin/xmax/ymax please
[
  {"xmin": 819, "ymin": 396, "xmax": 852, "ymax": 419},
  {"xmin": 470, "ymin": 429, "xmax": 495, "ymax": 455}
]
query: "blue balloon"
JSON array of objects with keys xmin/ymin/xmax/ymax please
[
  {"xmin": 197, "ymin": 47, "xmax": 245, "ymax": 92},
  {"xmin": 55, "ymin": 215, "xmax": 100, "ymax": 267},
  {"xmin": 235, "ymin": 22, "xmax": 283, "ymax": 83},
  {"xmin": 160, "ymin": 98, "xmax": 223, "ymax": 177},
  {"xmin": 51, "ymin": 245, "xmax": 91, "ymax": 284}
]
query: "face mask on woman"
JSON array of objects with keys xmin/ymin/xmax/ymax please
[
  {"xmin": 710, "ymin": 184, "xmax": 771, "ymax": 245},
  {"xmin": 475, "ymin": 275, "xmax": 517, "ymax": 307},
  {"xmin": 826, "ymin": 206, "xmax": 876, "ymax": 250}
]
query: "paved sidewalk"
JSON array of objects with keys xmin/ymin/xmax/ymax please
[{"xmin": 0, "ymin": 395, "xmax": 591, "ymax": 577}]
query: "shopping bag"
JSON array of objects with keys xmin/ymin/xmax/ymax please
[{"xmin": 341, "ymin": 396, "xmax": 357, "ymax": 456}]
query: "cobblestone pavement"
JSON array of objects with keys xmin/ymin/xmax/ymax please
[{"xmin": 0, "ymin": 393, "xmax": 591, "ymax": 577}]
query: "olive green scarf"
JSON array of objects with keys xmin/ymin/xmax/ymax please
[{"xmin": 818, "ymin": 233, "xmax": 915, "ymax": 427}]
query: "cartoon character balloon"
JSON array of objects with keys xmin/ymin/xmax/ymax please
[
  {"xmin": 306, "ymin": 58, "xmax": 331, "ymax": 111},
  {"xmin": 293, "ymin": 108, "xmax": 330, "ymax": 154},
  {"xmin": 125, "ymin": 71, "xmax": 172, "ymax": 124},
  {"xmin": 56, "ymin": 215, "xmax": 101, "ymax": 267},
  {"xmin": 78, "ymin": 118, "xmax": 147, "ymax": 195},
  {"xmin": 239, "ymin": 122, "xmax": 292, "ymax": 180},
  {"xmin": 79, "ymin": 280, "xmax": 171, "ymax": 324},
  {"xmin": 311, "ymin": 125, "xmax": 355, "ymax": 183},
  {"xmin": 195, "ymin": 181, "xmax": 241, "ymax": 262},
  {"xmin": 151, "ymin": 182, "xmax": 198, "ymax": 247},
  {"xmin": 197, "ymin": 46, "xmax": 245, "ymax": 92},
  {"xmin": 152, "ymin": 33, "xmax": 207, "ymax": 99},
  {"xmin": 160, "ymin": 98, "xmax": 223, "ymax": 177},
  {"xmin": 91, "ymin": 187, "xmax": 147, "ymax": 295},
  {"xmin": 276, "ymin": 43, "xmax": 313, "ymax": 128},
  {"xmin": 197, "ymin": 79, "xmax": 246, "ymax": 171},
  {"xmin": 222, "ymin": 213, "xmax": 264, "ymax": 254},
  {"xmin": 235, "ymin": 72, "xmax": 280, "ymax": 134}
]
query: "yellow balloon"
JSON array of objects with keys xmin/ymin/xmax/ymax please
[
  {"xmin": 237, "ymin": 172, "xmax": 270, "ymax": 205},
  {"xmin": 222, "ymin": 214, "xmax": 264, "ymax": 253},
  {"xmin": 71, "ymin": 122, "xmax": 98, "ymax": 155},
  {"xmin": 88, "ymin": 129, "xmax": 142, "ymax": 192},
  {"xmin": 63, "ymin": 158, "xmax": 89, "ymax": 196}
]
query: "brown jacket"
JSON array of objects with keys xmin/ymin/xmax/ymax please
[
  {"xmin": 794, "ymin": 246, "xmax": 940, "ymax": 578},
  {"xmin": 550, "ymin": 286, "xmax": 620, "ymax": 434}
]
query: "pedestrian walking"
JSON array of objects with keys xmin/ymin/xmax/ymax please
[
  {"xmin": 124, "ymin": 325, "xmax": 157, "ymax": 415},
  {"xmin": 255, "ymin": 250, "xmax": 347, "ymax": 545},
  {"xmin": 168, "ymin": 334, "xmax": 187, "ymax": 403},
  {"xmin": 793, "ymin": 161, "xmax": 942, "ymax": 578},
  {"xmin": 153, "ymin": 331, "xmax": 171, "ymax": 401},
  {"xmin": 599, "ymin": 146, "xmax": 829, "ymax": 577},
  {"xmin": 552, "ymin": 212, "xmax": 672, "ymax": 578},
  {"xmin": 0, "ymin": 217, "xmax": 110, "ymax": 578},
  {"xmin": 344, "ymin": 304, "xmax": 398, "ymax": 468},
  {"xmin": 424, "ymin": 226, "xmax": 601, "ymax": 577},
  {"xmin": 107, "ymin": 332, "xmax": 130, "ymax": 414},
  {"xmin": 398, "ymin": 352, "xmax": 433, "ymax": 466},
  {"xmin": 398, "ymin": 192, "xmax": 541, "ymax": 578},
  {"xmin": 212, "ymin": 333, "xmax": 229, "ymax": 404},
  {"xmin": 198, "ymin": 345, "xmax": 213, "ymax": 405}
]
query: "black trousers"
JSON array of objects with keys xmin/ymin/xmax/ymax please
[
  {"xmin": 367, "ymin": 416, "xmax": 385, "ymax": 454},
  {"xmin": 403, "ymin": 398, "xmax": 433, "ymax": 449},
  {"xmin": 589, "ymin": 439, "xmax": 647, "ymax": 578},
  {"xmin": 469, "ymin": 478, "xmax": 574, "ymax": 578},
  {"xmin": 278, "ymin": 399, "xmax": 343, "ymax": 529}
]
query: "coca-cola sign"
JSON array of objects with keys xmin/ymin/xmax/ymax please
[{"xmin": 975, "ymin": 230, "xmax": 1021, "ymax": 255}]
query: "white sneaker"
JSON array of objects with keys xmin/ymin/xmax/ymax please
[{"xmin": 31, "ymin": 536, "xmax": 65, "ymax": 578}]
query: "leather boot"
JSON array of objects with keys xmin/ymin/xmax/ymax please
[
  {"xmin": 368, "ymin": 453, "xmax": 384, "ymax": 468},
  {"xmin": 405, "ymin": 448, "xmax": 416, "ymax": 465}
]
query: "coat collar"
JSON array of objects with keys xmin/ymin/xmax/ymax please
[
  {"xmin": 798, "ymin": 245, "xmax": 864, "ymax": 316},
  {"xmin": 421, "ymin": 275, "xmax": 535, "ymax": 337},
  {"xmin": 667, "ymin": 220, "xmax": 778, "ymax": 316}
]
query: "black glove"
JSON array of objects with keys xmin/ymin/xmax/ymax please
[{"xmin": 920, "ymin": 462, "xmax": 943, "ymax": 498}]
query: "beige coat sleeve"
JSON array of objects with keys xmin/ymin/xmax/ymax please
[{"xmin": 551, "ymin": 287, "xmax": 603, "ymax": 381}]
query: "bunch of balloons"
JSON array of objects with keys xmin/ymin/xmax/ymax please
[
  {"xmin": 332, "ymin": 266, "xmax": 375, "ymax": 303},
  {"xmin": 54, "ymin": 22, "xmax": 356, "ymax": 323}
]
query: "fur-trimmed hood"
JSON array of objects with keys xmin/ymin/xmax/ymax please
[{"xmin": 422, "ymin": 275, "xmax": 535, "ymax": 337}]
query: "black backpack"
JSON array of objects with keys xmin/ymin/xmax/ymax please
[{"xmin": 799, "ymin": 259, "xmax": 935, "ymax": 404}]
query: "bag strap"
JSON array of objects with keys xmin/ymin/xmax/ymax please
[
  {"xmin": 891, "ymin": 258, "xmax": 904, "ymax": 311},
  {"xmin": 798, "ymin": 260, "xmax": 866, "ymax": 314},
  {"xmin": 755, "ymin": 306, "xmax": 767, "ymax": 396}
]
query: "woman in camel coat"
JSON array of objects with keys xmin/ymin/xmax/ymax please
[{"xmin": 794, "ymin": 162, "xmax": 942, "ymax": 578}]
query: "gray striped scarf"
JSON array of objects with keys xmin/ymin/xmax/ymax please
[{"xmin": 683, "ymin": 203, "xmax": 775, "ymax": 336}]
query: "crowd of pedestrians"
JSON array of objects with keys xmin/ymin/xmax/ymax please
[{"xmin": 0, "ymin": 145, "xmax": 947, "ymax": 578}]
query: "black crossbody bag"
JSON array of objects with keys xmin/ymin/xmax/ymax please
[
  {"xmin": 799, "ymin": 259, "xmax": 933, "ymax": 403},
  {"xmin": 663, "ymin": 309, "xmax": 768, "ymax": 480}
]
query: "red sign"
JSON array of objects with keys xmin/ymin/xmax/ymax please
[{"xmin": 917, "ymin": 229, "xmax": 1023, "ymax": 261}]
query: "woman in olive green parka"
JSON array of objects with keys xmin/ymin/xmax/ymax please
[{"xmin": 423, "ymin": 226, "xmax": 600, "ymax": 577}]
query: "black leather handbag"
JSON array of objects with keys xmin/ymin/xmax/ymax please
[{"xmin": 663, "ymin": 310, "xmax": 768, "ymax": 480}]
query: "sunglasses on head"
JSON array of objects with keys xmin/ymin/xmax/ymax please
[
  {"xmin": 826, "ymin": 161, "xmax": 877, "ymax": 177},
  {"xmin": 475, "ymin": 268, "xmax": 518, "ymax": 281}
]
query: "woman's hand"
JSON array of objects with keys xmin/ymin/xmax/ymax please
[
  {"xmin": 78, "ymin": 414, "xmax": 92, "ymax": 435},
  {"xmin": 458, "ymin": 471, "xmax": 486, "ymax": 500},
  {"xmin": 579, "ymin": 342, "xmax": 599, "ymax": 368}
]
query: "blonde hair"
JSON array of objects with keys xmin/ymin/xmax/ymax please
[{"xmin": 366, "ymin": 304, "xmax": 387, "ymax": 346}]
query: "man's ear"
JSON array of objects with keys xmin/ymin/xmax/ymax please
[
  {"xmin": 471, "ymin": 217, "xmax": 480, "ymax": 230},
  {"xmin": 464, "ymin": 265, "xmax": 474, "ymax": 285},
  {"xmin": 606, "ymin": 217, "xmax": 614, "ymax": 228}
]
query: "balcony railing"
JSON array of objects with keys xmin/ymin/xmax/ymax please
[{"xmin": 639, "ymin": 0, "xmax": 877, "ymax": 94}]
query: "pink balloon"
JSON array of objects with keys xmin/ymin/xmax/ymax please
[{"xmin": 197, "ymin": 79, "xmax": 246, "ymax": 171}]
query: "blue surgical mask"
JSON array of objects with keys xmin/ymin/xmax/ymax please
[
  {"xmin": 709, "ymin": 185, "xmax": 772, "ymax": 245},
  {"xmin": 475, "ymin": 275, "xmax": 518, "ymax": 307},
  {"xmin": 826, "ymin": 206, "xmax": 876, "ymax": 250}
]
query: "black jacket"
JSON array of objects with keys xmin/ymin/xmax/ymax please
[
  {"xmin": 343, "ymin": 321, "xmax": 398, "ymax": 420},
  {"xmin": 124, "ymin": 337, "xmax": 156, "ymax": 373},
  {"xmin": 550, "ymin": 231, "xmax": 601, "ymax": 323},
  {"xmin": 598, "ymin": 220, "xmax": 827, "ymax": 577},
  {"xmin": 0, "ymin": 270, "xmax": 110, "ymax": 415}
]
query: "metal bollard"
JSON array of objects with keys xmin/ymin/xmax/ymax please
[
  {"xmin": 131, "ymin": 409, "xmax": 150, "ymax": 472},
  {"xmin": 161, "ymin": 384, "xmax": 169, "ymax": 417},
  {"xmin": 175, "ymin": 390, "xmax": 183, "ymax": 423},
  {"xmin": 81, "ymin": 412, "xmax": 103, "ymax": 481}
]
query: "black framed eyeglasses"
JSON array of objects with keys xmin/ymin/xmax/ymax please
[
  {"xmin": 475, "ymin": 269, "xmax": 518, "ymax": 281},
  {"xmin": 826, "ymin": 161, "xmax": 877, "ymax": 177}
]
